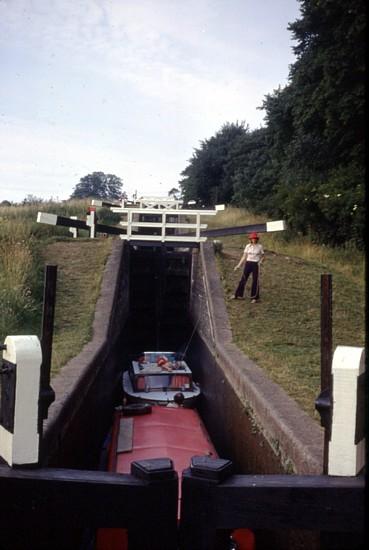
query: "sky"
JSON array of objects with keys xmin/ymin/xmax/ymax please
[{"xmin": 0, "ymin": 0, "xmax": 301, "ymax": 203}]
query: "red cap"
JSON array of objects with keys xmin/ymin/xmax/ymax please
[{"xmin": 249, "ymin": 232, "xmax": 259, "ymax": 239}]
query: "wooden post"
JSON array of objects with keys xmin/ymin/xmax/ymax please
[
  {"xmin": 86, "ymin": 207, "xmax": 96, "ymax": 238},
  {"xmin": 180, "ymin": 456, "xmax": 233, "ymax": 550},
  {"xmin": 38, "ymin": 264, "xmax": 57, "ymax": 463},
  {"xmin": 315, "ymin": 274, "xmax": 333, "ymax": 474},
  {"xmin": 320, "ymin": 274, "xmax": 333, "ymax": 395},
  {"xmin": 69, "ymin": 216, "xmax": 78, "ymax": 238}
]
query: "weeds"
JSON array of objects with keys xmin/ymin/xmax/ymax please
[{"xmin": 0, "ymin": 199, "xmax": 101, "ymax": 346}]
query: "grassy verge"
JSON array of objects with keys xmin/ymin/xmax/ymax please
[
  {"xmin": 206, "ymin": 208, "xmax": 365, "ymax": 421},
  {"xmin": 0, "ymin": 200, "xmax": 113, "ymax": 376},
  {"xmin": 40, "ymin": 238, "xmax": 113, "ymax": 376}
]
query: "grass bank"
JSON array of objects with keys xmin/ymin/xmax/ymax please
[
  {"xmin": 205, "ymin": 208, "xmax": 365, "ymax": 420},
  {"xmin": 41, "ymin": 238, "xmax": 112, "ymax": 375},
  {"xmin": 0, "ymin": 200, "xmax": 112, "ymax": 375}
]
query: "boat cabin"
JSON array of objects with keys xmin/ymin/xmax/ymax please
[
  {"xmin": 123, "ymin": 351, "xmax": 200, "ymax": 406},
  {"xmin": 130, "ymin": 351, "xmax": 193, "ymax": 393}
]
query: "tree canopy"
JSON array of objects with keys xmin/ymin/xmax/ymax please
[
  {"xmin": 180, "ymin": 122, "xmax": 247, "ymax": 206},
  {"xmin": 179, "ymin": 0, "xmax": 365, "ymax": 248},
  {"xmin": 70, "ymin": 172, "xmax": 125, "ymax": 200}
]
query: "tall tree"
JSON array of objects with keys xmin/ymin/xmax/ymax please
[
  {"xmin": 70, "ymin": 172, "xmax": 125, "ymax": 200},
  {"xmin": 168, "ymin": 187, "xmax": 181, "ymax": 200},
  {"xmin": 231, "ymin": 127, "xmax": 277, "ymax": 214},
  {"xmin": 180, "ymin": 122, "xmax": 247, "ymax": 205},
  {"xmin": 179, "ymin": 0, "xmax": 365, "ymax": 247},
  {"xmin": 262, "ymin": 0, "xmax": 365, "ymax": 246}
]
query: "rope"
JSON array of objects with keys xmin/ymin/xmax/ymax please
[{"xmin": 182, "ymin": 315, "xmax": 201, "ymax": 359}]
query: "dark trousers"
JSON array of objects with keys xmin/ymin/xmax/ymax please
[{"xmin": 235, "ymin": 261, "xmax": 260, "ymax": 299}]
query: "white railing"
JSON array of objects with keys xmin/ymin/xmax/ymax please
[{"xmin": 111, "ymin": 206, "xmax": 218, "ymax": 243}]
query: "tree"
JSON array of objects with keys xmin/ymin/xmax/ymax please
[
  {"xmin": 168, "ymin": 187, "xmax": 180, "ymax": 200},
  {"xmin": 261, "ymin": 0, "xmax": 365, "ymax": 247},
  {"xmin": 70, "ymin": 172, "xmax": 125, "ymax": 200},
  {"xmin": 231, "ymin": 127, "xmax": 277, "ymax": 214},
  {"xmin": 178, "ymin": 0, "xmax": 365, "ymax": 247},
  {"xmin": 22, "ymin": 194, "xmax": 44, "ymax": 205},
  {"xmin": 179, "ymin": 122, "xmax": 247, "ymax": 205}
]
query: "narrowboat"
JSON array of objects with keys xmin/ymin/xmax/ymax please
[{"xmin": 96, "ymin": 351, "xmax": 254, "ymax": 550}]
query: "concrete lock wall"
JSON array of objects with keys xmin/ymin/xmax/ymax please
[
  {"xmin": 43, "ymin": 240, "xmax": 130, "ymax": 467},
  {"xmin": 43, "ymin": 239, "xmax": 323, "ymax": 476},
  {"xmin": 187, "ymin": 242, "xmax": 324, "ymax": 475}
]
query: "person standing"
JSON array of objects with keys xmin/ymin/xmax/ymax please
[{"xmin": 233, "ymin": 232, "xmax": 265, "ymax": 303}]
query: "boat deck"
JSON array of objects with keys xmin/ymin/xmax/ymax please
[{"xmin": 109, "ymin": 406, "xmax": 217, "ymax": 477}]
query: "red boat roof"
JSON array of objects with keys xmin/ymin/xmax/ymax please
[
  {"xmin": 99, "ymin": 406, "xmax": 255, "ymax": 549},
  {"xmin": 109, "ymin": 406, "xmax": 217, "ymax": 477}
]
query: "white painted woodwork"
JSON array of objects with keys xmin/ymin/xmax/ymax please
[
  {"xmin": 119, "ymin": 234, "xmax": 207, "ymax": 242},
  {"xmin": 111, "ymin": 207, "xmax": 218, "ymax": 216},
  {"xmin": 328, "ymin": 346, "xmax": 365, "ymax": 476},
  {"xmin": 0, "ymin": 335, "xmax": 41, "ymax": 466},
  {"xmin": 91, "ymin": 199, "xmax": 121, "ymax": 208},
  {"xmin": 91, "ymin": 199, "xmax": 104, "ymax": 207},
  {"xmin": 86, "ymin": 210, "xmax": 96, "ymax": 239},
  {"xmin": 69, "ymin": 216, "xmax": 78, "ymax": 238},
  {"xmin": 110, "ymin": 206, "xmax": 217, "ymax": 243},
  {"xmin": 266, "ymin": 220, "xmax": 286, "ymax": 232},
  {"xmin": 37, "ymin": 212, "xmax": 57, "ymax": 225}
]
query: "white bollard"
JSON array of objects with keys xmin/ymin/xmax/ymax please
[
  {"xmin": 69, "ymin": 216, "xmax": 78, "ymax": 238},
  {"xmin": 328, "ymin": 346, "xmax": 365, "ymax": 476},
  {"xmin": 0, "ymin": 335, "xmax": 42, "ymax": 466},
  {"xmin": 86, "ymin": 209, "xmax": 96, "ymax": 238}
]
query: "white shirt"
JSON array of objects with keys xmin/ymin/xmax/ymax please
[{"xmin": 244, "ymin": 243, "xmax": 264, "ymax": 263}]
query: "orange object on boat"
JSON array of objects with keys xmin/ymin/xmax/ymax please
[
  {"xmin": 95, "ymin": 528, "xmax": 128, "ymax": 550},
  {"xmin": 231, "ymin": 528, "xmax": 255, "ymax": 550}
]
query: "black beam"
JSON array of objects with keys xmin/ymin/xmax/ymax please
[
  {"xmin": 319, "ymin": 274, "xmax": 333, "ymax": 474},
  {"xmin": 0, "ymin": 460, "xmax": 178, "ymax": 549},
  {"xmin": 213, "ymin": 474, "xmax": 364, "ymax": 531},
  {"xmin": 57, "ymin": 216, "xmax": 125, "ymax": 235},
  {"xmin": 127, "ymin": 240, "xmax": 199, "ymax": 248},
  {"xmin": 95, "ymin": 222, "xmax": 125, "ymax": 235},
  {"xmin": 200, "ymin": 223, "xmax": 271, "ymax": 238},
  {"xmin": 180, "ymin": 468, "xmax": 365, "ymax": 550},
  {"xmin": 39, "ymin": 265, "xmax": 57, "ymax": 457},
  {"xmin": 54, "ymin": 215, "xmax": 89, "ymax": 230},
  {"xmin": 37, "ymin": 212, "xmax": 125, "ymax": 235}
]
